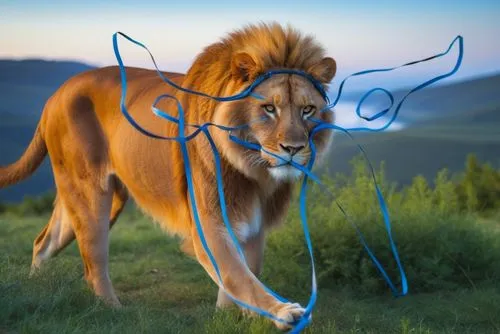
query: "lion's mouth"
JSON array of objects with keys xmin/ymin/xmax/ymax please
[
  {"xmin": 263, "ymin": 151, "xmax": 308, "ymax": 169},
  {"xmin": 268, "ymin": 161, "xmax": 291, "ymax": 168},
  {"xmin": 266, "ymin": 157, "xmax": 309, "ymax": 169}
]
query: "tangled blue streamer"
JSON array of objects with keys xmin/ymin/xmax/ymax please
[{"xmin": 112, "ymin": 31, "xmax": 463, "ymax": 332}]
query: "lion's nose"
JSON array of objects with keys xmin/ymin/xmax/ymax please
[{"xmin": 279, "ymin": 143, "xmax": 305, "ymax": 156}]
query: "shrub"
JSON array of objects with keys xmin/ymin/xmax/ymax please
[
  {"xmin": 264, "ymin": 156, "xmax": 500, "ymax": 298},
  {"xmin": 455, "ymin": 154, "xmax": 500, "ymax": 213},
  {"xmin": 2, "ymin": 191, "xmax": 55, "ymax": 216}
]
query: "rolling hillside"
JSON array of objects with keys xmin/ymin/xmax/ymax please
[
  {"xmin": 324, "ymin": 110, "xmax": 500, "ymax": 187},
  {"xmin": 337, "ymin": 73, "xmax": 500, "ymax": 124},
  {"xmin": 1, "ymin": 60, "xmax": 499, "ymax": 202}
]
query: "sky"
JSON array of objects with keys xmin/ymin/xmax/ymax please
[{"xmin": 1, "ymin": 0, "xmax": 500, "ymax": 91}]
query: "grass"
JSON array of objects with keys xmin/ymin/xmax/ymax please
[{"xmin": 1, "ymin": 210, "xmax": 500, "ymax": 333}]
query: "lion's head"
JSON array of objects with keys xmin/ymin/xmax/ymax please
[{"xmin": 184, "ymin": 22, "xmax": 336, "ymax": 182}]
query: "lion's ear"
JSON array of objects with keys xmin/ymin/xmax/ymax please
[
  {"xmin": 231, "ymin": 53, "xmax": 258, "ymax": 82},
  {"xmin": 309, "ymin": 57, "xmax": 337, "ymax": 83}
]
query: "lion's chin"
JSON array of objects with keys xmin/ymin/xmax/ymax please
[{"xmin": 268, "ymin": 165, "xmax": 303, "ymax": 182}]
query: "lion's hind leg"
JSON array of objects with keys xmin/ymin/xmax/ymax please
[
  {"xmin": 30, "ymin": 180, "xmax": 128, "ymax": 275},
  {"xmin": 109, "ymin": 178, "xmax": 128, "ymax": 228},
  {"xmin": 30, "ymin": 196, "xmax": 75, "ymax": 274},
  {"xmin": 56, "ymin": 173, "xmax": 120, "ymax": 306}
]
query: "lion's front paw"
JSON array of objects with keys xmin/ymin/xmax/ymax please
[{"xmin": 272, "ymin": 302, "xmax": 306, "ymax": 331}]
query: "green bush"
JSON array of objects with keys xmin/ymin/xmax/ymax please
[
  {"xmin": 264, "ymin": 156, "xmax": 500, "ymax": 297},
  {"xmin": 455, "ymin": 154, "xmax": 500, "ymax": 213},
  {"xmin": 1, "ymin": 191, "xmax": 55, "ymax": 216}
]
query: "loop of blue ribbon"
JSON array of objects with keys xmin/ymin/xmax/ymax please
[{"xmin": 112, "ymin": 31, "xmax": 463, "ymax": 332}]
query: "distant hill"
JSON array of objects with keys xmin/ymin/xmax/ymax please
[
  {"xmin": 0, "ymin": 59, "xmax": 95, "ymax": 88},
  {"xmin": 335, "ymin": 73, "xmax": 500, "ymax": 124},
  {"xmin": 320, "ymin": 74, "xmax": 500, "ymax": 184},
  {"xmin": 323, "ymin": 104, "xmax": 500, "ymax": 185},
  {"xmin": 0, "ymin": 60, "xmax": 499, "ymax": 202}
]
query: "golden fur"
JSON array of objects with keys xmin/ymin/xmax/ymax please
[{"xmin": 0, "ymin": 22, "xmax": 336, "ymax": 330}]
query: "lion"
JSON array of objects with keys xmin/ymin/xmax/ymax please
[{"xmin": 0, "ymin": 22, "xmax": 336, "ymax": 330}]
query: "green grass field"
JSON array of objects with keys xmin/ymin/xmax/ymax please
[
  {"xmin": 1, "ymin": 58, "xmax": 500, "ymax": 333},
  {"xmin": 1, "ymin": 208, "xmax": 500, "ymax": 333}
]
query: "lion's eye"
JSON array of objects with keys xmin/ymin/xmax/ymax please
[
  {"xmin": 302, "ymin": 105, "xmax": 316, "ymax": 117},
  {"xmin": 262, "ymin": 104, "xmax": 276, "ymax": 114}
]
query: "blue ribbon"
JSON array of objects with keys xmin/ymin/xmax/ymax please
[
  {"xmin": 112, "ymin": 31, "xmax": 464, "ymax": 332},
  {"xmin": 323, "ymin": 35, "xmax": 464, "ymax": 133}
]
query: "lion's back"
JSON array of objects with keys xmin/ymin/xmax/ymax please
[
  {"xmin": 42, "ymin": 65, "xmax": 186, "ymax": 133},
  {"xmin": 62, "ymin": 66, "xmax": 185, "ymax": 97}
]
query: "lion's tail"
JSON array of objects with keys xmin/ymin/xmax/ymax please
[{"xmin": 0, "ymin": 124, "xmax": 47, "ymax": 188}]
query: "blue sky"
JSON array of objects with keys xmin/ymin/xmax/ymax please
[{"xmin": 1, "ymin": 0, "xmax": 499, "ymax": 89}]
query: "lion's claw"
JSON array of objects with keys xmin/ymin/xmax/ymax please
[{"xmin": 273, "ymin": 302, "xmax": 306, "ymax": 331}]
